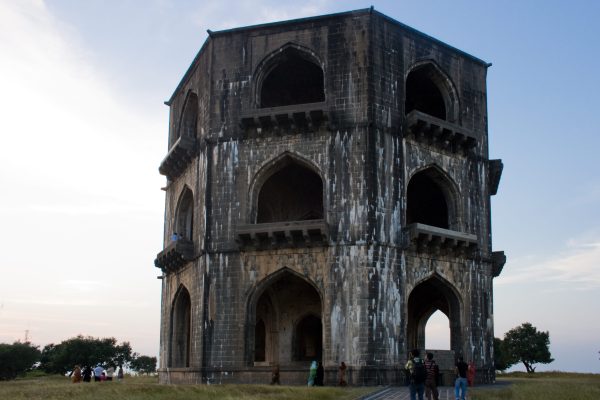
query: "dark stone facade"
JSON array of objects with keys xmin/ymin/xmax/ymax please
[{"xmin": 155, "ymin": 8, "xmax": 505, "ymax": 385}]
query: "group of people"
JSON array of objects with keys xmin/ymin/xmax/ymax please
[
  {"xmin": 269, "ymin": 361, "xmax": 347, "ymax": 386},
  {"xmin": 70, "ymin": 364, "xmax": 124, "ymax": 383},
  {"xmin": 405, "ymin": 349, "xmax": 476, "ymax": 400}
]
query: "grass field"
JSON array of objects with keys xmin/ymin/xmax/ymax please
[
  {"xmin": 0, "ymin": 374, "xmax": 374, "ymax": 400},
  {"xmin": 470, "ymin": 372, "xmax": 600, "ymax": 400},
  {"xmin": 2, "ymin": 372, "xmax": 600, "ymax": 400}
]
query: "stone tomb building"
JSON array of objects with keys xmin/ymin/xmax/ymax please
[{"xmin": 154, "ymin": 8, "xmax": 505, "ymax": 385}]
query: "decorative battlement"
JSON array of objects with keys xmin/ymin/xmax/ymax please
[
  {"xmin": 236, "ymin": 219, "xmax": 328, "ymax": 250},
  {"xmin": 154, "ymin": 239, "xmax": 194, "ymax": 273},
  {"xmin": 406, "ymin": 223, "xmax": 478, "ymax": 256},
  {"xmin": 404, "ymin": 110, "xmax": 477, "ymax": 154},
  {"xmin": 158, "ymin": 136, "xmax": 197, "ymax": 179}
]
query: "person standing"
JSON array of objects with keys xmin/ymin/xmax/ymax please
[
  {"xmin": 71, "ymin": 365, "xmax": 82, "ymax": 383},
  {"xmin": 117, "ymin": 365, "xmax": 124, "ymax": 381},
  {"xmin": 82, "ymin": 365, "xmax": 92, "ymax": 382},
  {"xmin": 93, "ymin": 365, "xmax": 104, "ymax": 382},
  {"xmin": 106, "ymin": 365, "xmax": 115, "ymax": 381},
  {"xmin": 424, "ymin": 353, "xmax": 439, "ymax": 400},
  {"xmin": 315, "ymin": 361, "xmax": 324, "ymax": 386},
  {"xmin": 405, "ymin": 349, "xmax": 426, "ymax": 400},
  {"xmin": 338, "ymin": 362, "xmax": 347, "ymax": 386},
  {"xmin": 467, "ymin": 360, "xmax": 476, "ymax": 387},
  {"xmin": 270, "ymin": 364, "xmax": 280, "ymax": 385},
  {"xmin": 307, "ymin": 361, "xmax": 317, "ymax": 386},
  {"xmin": 454, "ymin": 356, "xmax": 468, "ymax": 400}
]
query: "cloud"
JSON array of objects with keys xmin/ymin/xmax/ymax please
[
  {"xmin": 0, "ymin": 1, "xmax": 164, "ymax": 209},
  {"xmin": 496, "ymin": 232, "xmax": 600, "ymax": 290}
]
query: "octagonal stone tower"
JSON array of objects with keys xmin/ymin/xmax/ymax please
[{"xmin": 154, "ymin": 8, "xmax": 505, "ymax": 385}]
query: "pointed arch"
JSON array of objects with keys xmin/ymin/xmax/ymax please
[
  {"xmin": 169, "ymin": 285, "xmax": 192, "ymax": 368},
  {"xmin": 178, "ymin": 91, "xmax": 199, "ymax": 139},
  {"xmin": 405, "ymin": 60, "xmax": 459, "ymax": 122},
  {"xmin": 407, "ymin": 164, "xmax": 461, "ymax": 230},
  {"xmin": 249, "ymin": 152, "xmax": 324, "ymax": 224},
  {"xmin": 254, "ymin": 43, "xmax": 325, "ymax": 108},
  {"xmin": 407, "ymin": 273, "xmax": 462, "ymax": 354},
  {"xmin": 174, "ymin": 186, "xmax": 194, "ymax": 240},
  {"xmin": 246, "ymin": 267, "xmax": 323, "ymax": 366}
]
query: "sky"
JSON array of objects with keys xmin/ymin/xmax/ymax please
[{"xmin": 1, "ymin": 0, "xmax": 599, "ymax": 373}]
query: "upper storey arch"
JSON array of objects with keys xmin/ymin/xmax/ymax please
[
  {"xmin": 251, "ymin": 152, "xmax": 324, "ymax": 223},
  {"xmin": 404, "ymin": 61, "xmax": 459, "ymax": 123},
  {"xmin": 177, "ymin": 91, "xmax": 199, "ymax": 140},
  {"xmin": 254, "ymin": 43, "xmax": 325, "ymax": 108},
  {"xmin": 406, "ymin": 164, "xmax": 460, "ymax": 230}
]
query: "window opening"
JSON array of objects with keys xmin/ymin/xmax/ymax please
[
  {"xmin": 260, "ymin": 50, "xmax": 324, "ymax": 108},
  {"xmin": 257, "ymin": 164, "xmax": 323, "ymax": 223},
  {"xmin": 405, "ymin": 66, "xmax": 446, "ymax": 120},
  {"xmin": 407, "ymin": 173, "xmax": 449, "ymax": 229}
]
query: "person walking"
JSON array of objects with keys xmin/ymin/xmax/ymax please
[
  {"xmin": 454, "ymin": 356, "xmax": 468, "ymax": 400},
  {"xmin": 424, "ymin": 353, "xmax": 439, "ymax": 400},
  {"xmin": 405, "ymin": 349, "xmax": 426, "ymax": 400}
]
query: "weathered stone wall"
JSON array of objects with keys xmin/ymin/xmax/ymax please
[{"xmin": 156, "ymin": 9, "xmax": 501, "ymax": 386}]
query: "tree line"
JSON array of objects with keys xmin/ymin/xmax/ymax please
[{"xmin": 0, "ymin": 335, "xmax": 156, "ymax": 380}]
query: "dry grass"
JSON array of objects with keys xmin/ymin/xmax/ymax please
[
  {"xmin": 470, "ymin": 372, "xmax": 600, "ymax": 400},
  {"xmin": 0, "ymin": 374, "xmax": 374, "ymax": 400}
]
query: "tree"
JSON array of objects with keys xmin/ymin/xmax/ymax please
[
  {"xmin": 39, "ymin": 335, "xmax": 133, "ymax": 374},
  {"xmin": 0, "ymin": 342, "xmax": 41, "ymax": 380},
  {"xmin": 493, "ymin": 337, "xmax": 511, "ymax": 372},
  {"xmin": 503, "ymin": 322, "xmax": 554, "ymax": 373},
  {"xmin": 130, "ymin": 355, "xmax": 157, "ymax": 375}
]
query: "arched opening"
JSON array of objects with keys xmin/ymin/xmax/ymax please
[
  {"xmin": 407, "ymin": 172, "xmax": 449, "ymax": 229},
  {"xmin": 294, "ymin": 314, "xmax": 322, "ymax": 361},
  {"xmin": 255, "ymin": 319, "xmax": 266, "ymax": 362},
  {"xmin": 250, "ymin": 269, "xmax": 322, "ymax": 365},
  {"xmin": 425, "ymin": 310, "xmax": 451, "ymax": 350},
  {"xmin": 180, "ymin": 92, "xmax": 198, "ymax": 138},
  {"xmin": 260, "ymin": 48, "xmax": 324, "ymax": 108},
  {"xmin": 256, "ymin": 163, "xmax": 323, "ymax": 223},
  {"xmin": 405, "ymin": 63, "xmax": 457, "ymax": 121},
  {"xmin": 169, "ymin": 286, "xmax": 191, "ymax": 368},
  {"xmin": 407, "ymin": 276, "xmax": 461, "ymax": 355},
  {"xmin": 175, "ymin": 188, "xmax": 194, "ymax": 240}
]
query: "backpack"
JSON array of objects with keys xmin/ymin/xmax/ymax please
[{"xmin": 411, "ymin": 358, "xmax": 427, "ymax": 384}]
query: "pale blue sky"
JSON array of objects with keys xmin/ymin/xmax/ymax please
[{"xmin": 1, "ymin": 1, "xmax": 599, "ymax": 373}]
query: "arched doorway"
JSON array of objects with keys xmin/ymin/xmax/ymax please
[
  {"xmin": 175, "ymin": 187, "xmax": 194, "ymax": 240},
  {"xmin": 249, "ymin": 269, "xmax": 322, "ymax": 366},
  {"xmin": 169, "ymin": 286, "xmax": 191, "ymax": 367},
  {"xmin": 407, "ymin": 275, "xmax": 461, "ymax": 354},
  {"xmin": 405, "ymin": 62, "xmax": 458, "ymax": 122}
]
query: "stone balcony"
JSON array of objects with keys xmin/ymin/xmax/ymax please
[
  {"xmin": 403, "ymin": 110, "xmax": 477, "ymax": 155},
  {"xmin": 240, "ymin": 102, "xmax": 327, "ymax": 133},
  {"xmin": 236, "ymin": 219, "xmax": 328, "ymax": 250},
  {"xmin": 158, "ymin": 136, "xmax": 197, "ymax": 179},
  {"xmin": 154, "ymin": 238, "xmax": 194, "ymax": 273},
  {"xmin": 405, "ymin": 223, "xmax": 478, "ymax": 257}
]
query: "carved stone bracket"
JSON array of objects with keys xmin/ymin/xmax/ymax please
[
  {"xmin": 158, "ymin": 136, "xmax": 197, "ymax": 180},
  {"xmin": 154, "ymin": 239, "xmax": 194, "ymax": 273},
  {"xmin": 240, "ymin": 102, "xmax": 327, "ymax": 134},
  {"xmin": 236, "ymin": 220, "xmax": 328, "ymax": 250},
  {"xmin": 404, "ymin": 110, "xmax": 477, "ymax": 155},
  {"xmin": 406, "ymin": 223, "xmax": 478, "ymax": 257}
]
